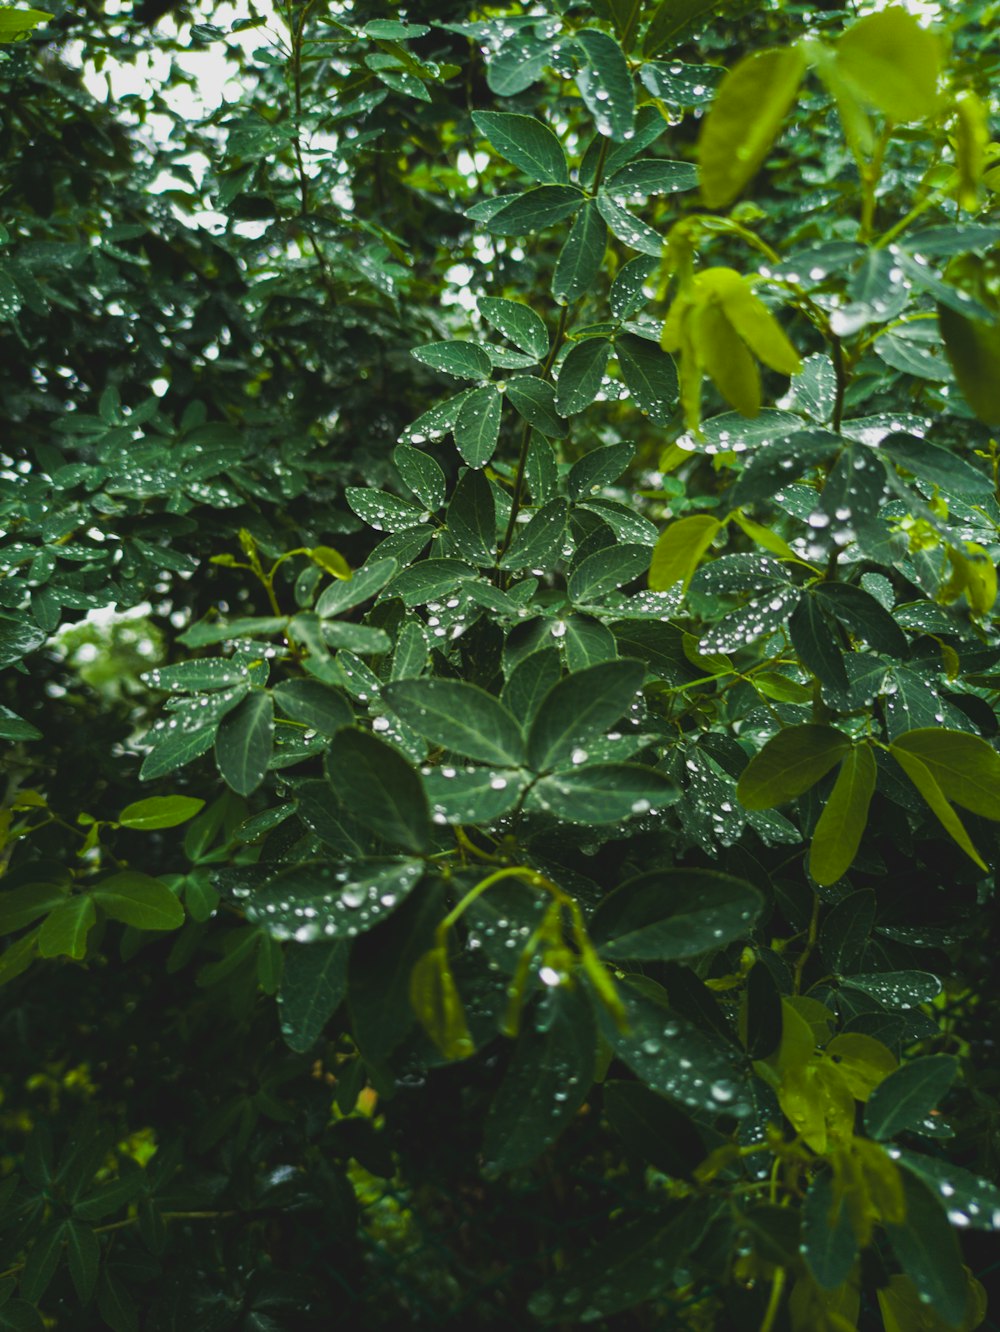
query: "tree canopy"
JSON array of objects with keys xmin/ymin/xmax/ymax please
[{"xmin": 2, "ymin": 1, "xmax": 1000, "ymax": 1329}]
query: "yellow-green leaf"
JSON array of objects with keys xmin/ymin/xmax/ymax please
[
  {"xmin": 835, "ymin": 7, "xmax": 942, "ymax": 123},
  {"xmin": 889, "ymin": 744, "xmax": 987, "ymax": 871},
  {"xmin": 309, "ymin": 545, "xmax": 352, "ymax": 579},
  {"xmin": 410, "ymin": 946, "xmax": 475, "ymax": 1061},
  {"xmin": 953, "ymin": 91, "xmax": 989, "ymax": 210},
  {"xmin": 697, "ymin": 45, "xmax": 806, "ymax": 208},
  {"xmin": 824, "ymin": 1032, "xmax": 897, "ymax": 1102},
  {"xmin": 695, "ymin": 299, "xmax": 761, "ymax": 416},
  {"xmin": 648, "ymin": 514, "xmax": 722, "ymax": 592},
  {"xmin": 809, "ymin": 744, "xmax": 877, "ymax": 887},
  {"xmin": 891, "ymin": 728, "xmax": 1000, "ymax": 820},
  {"xmin": 0, "ymin": 6, "xmax": 51, "ymax": 42},
  {"xmin": 38, "ymin": 896, "xmax": 96, "ymax": 960}
]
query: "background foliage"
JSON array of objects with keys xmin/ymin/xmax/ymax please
[{"xmin": 2, "ymin": 0, "xmax": 1000, "ymax": 1328}]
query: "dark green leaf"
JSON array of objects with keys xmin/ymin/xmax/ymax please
[
  {"xmin": 527, "ymin": 657, "xmax": 645, "ymax": 771},
  {"xmin": 326, "ymin": 728, "xmax": 431, "ymax": 853},
  {"xmin": 412, "ymin": 340, "xmax": 493, "ymax": 380},
  {"xmin": 603, "ymin": 1080, "xmax": 704, "ymax": 1177},
  {"xmin": 454, "ymin": 384, "xmax": 503, "ymax": 468},
  {"xmin": 529, "ymin": 762, "xmax": 677, "ymax": 824},
  {"xmin": 574, "ymin": 28, "xmax": 635, "ymax": 141},
  {"xmin": 499, "ymin": 497, "xmax": 568, "ymax": 572},
  {"xmin": 273, "ymin": 679, "xmax": 354, "ymax": 736},
  {"xmin": 801, "ymin": 1169, "xmax": 857, "ymax": 1290},
  {"xmin": 383, "ymin": 678, "xmax": 526, "ymax": 766},
  {"xmin": 789, "ymin": 594, "xmax": 849, "ymax": 695},
  {"xmin": 555, "ymin": 337, "xmax": 611, "ymax": 415},
  {"xmin": 591, "ymin": 869, "xmax": 762, "ymax": 959},
  {"xmin": 249, "ymin": 858, "xmax": 425, "ymax": 942},
  {"xmin": 865, "ymin": 1055, "xmax": 959, "ymax": 1140},
  {"xmin": 643, "ymin": 0, "xmax": 725, "ymax": 55},
  {"xmin": 552, "ymin": 202, "xmax": 607, "ymax": 306},
  {"xmin": 447, "ymin": 468, "xmax": 497, "ymax": 565},
  {"xmin": 471, "ymin": 111, "xmax": 569, "ymax": 185},
  {"xmin": 279, "ymin": 941, "xmax": 348, "ymax": 1052},
  {"xmin": 485, "ymin": 185, "xmax": 584, "ymax": 235},
  {"xmin": 394, "ymin": 442, "xmax": 447, "ymax": 510},
  {"xmin": 615, "ymin": 333, "xmax": 678, "ymax": 423},
  {"xmin": 568, "ymin": 543, "xmax": 649, "ymax": 603},
  {"xmin": 504, "ymin": 375, "xmax": 567, "ymax": 438},
  {"xmin": 885, "ymin": 1170, "xmax": 969, "ymax": 1326},
  {"xmin": 478, "ymin": 296, "xmax": 549, "ymax": 359},
  {"xmin": 214, "ymin": 692, "xmax": 274, "ymax": 795},
  {"xmin": 737, "ymin": 724, "xmax": 851, "ymax": 810}
]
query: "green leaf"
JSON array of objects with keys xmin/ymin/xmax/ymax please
[
  {"xmin": 527, "ymin": 657, "xmax": 645, "ymax": 771},
  {"xmin": 638, "ymin": 61, "xmax": 722, "ymax": 106},
  {"xmin": 789, "ymin": 594, "xmax": 849, "ymax": 696},
  {"xmin": 567, "ymin": 543, "xmax": 649, "ymax": 603},
  {"xmin": 421, "ymin": 766, "xmax": 525, "ymax": 825},
  {"xmin": 610, "ymin": 254, "xmax": 656, "ymax": 320},
  {"xmin": 0, "ymin": 883, "xmax": 68, "ymax": 937},
  {"xmin": 485, "ymin": 185, "xmax": 584, "ymax": 235},
  {"xmin": 835, "ymin": 7, "xmax": 941, "ymax": 123},
  {"xmin": 453, "ymin": 384, "xmax": 503, "ymax": 468},
  {"xmin": 315, "ymin": 557, "xmax": 397, "ymax": 617},
  {"xmin": 0, "ymin": 704, "xmax": 41, "ymax": 741},
  {"xmin": 568, "ymin": 442, "xmax": 635, "ymax": 498},
  {"xmin": 139, "ymin": 722, "xmax": 220, "ymax": 782},
  {"xmin": 383, "ymin": 678, "xmax": 526, "ymax": 766},
  {"xmin": 345, "ymin": 486, "xmax": 428, "ymax": 533},
  {"xmin": 214, "ymin": 692, "xmax": 274, "ymax": 796},
  {"xmin": 117, "ymin": 795, "xmax": 205, "ymax": 830},
  {"xmin": 326, "ymin": 728, "xmax": 431, "ymax": 853},
  {"xmin": 91, "ymin": 872, "xmax": 185, "ymax": 931},
  {"xmin": 889, "ymin": 744, "xmax": 988, "ymax": 871},
  {"xmin": 574, "ymin": 29, "xmax": 635, "ymax": 141},
  {"xmin": 865, "ymin": 1055, "xmax": 959, "ymax": 1141},
  {"xmin": 409, "ymin": 945, "xmax": 474, "ymax": 1061},
  {"xmin": 279, "ymin": 940, "xmax": 348, "ymax": 1052},
  {"xmin": 563, "ymin": 615, "xmax": 618, "ymax": 671},
  {"xmin": 938, "ymin": 262, "xmax": 1000, "ymax": 425},
  {"xmin": 478, "ymin": 296, "xmax": 549, "ymax": 360},
  {"xmin": 808, "ymin": 744, "xmax": 877, "ymax": 887},
  {"xmin": 642, "ymin": 0, "xmax": 724, "ymax": 56},
  {"xmin": 552, "ymin": 202, "xmax": 607, "ymax": 306},
  {"xmin": 470, "ymin": 111, "xmax": 569, "ymax": 185},
  {"xmin": 615, "ymin": 333, "xmax": 678, "ymax": 424},
  {"xmin": 38, "ymin": 896, "xmax": 96, "ymax": 960},
  {"xmin": 605, "ymin": 158, "xmax": 699, "ymax": 197},
  {"xmin": 501, "ymin": 648, "xmax": 562, "ymax": 727},
  {"xmin": 447, "ymin": 468, "xmax": 497, "ymax": 565},
  {"xmin": 504, "ymin": 375, "xmax": 566, "ymax": 438},
  {"xmin": 394, "ymin": 442, "xmax": 446, "ymax": 510},
  {"xmin": 596, "ymin": 192, "xmax": 664, "ymax": 257},
  {"xmin": 64, "ymin": 1220, "xmax": 100, "ymax": 1303},
  {"xmin": 142, "ymin": 659, "xmax": 249, "ymax": 692},
  {"xmin": 841, "ymin": 971, "xmax": 942, "ymax": 1008},
  {"xmin": 697, "ymin": 46, "xmax": 806, "ymax": 208},
  {"xmin": 737, "ymin": 724, "xmax": 852, "ymax": 810},
  {"xmin": 411, "ymin": 340, "xmax": 493, "ymax": 380},
  {"xmin": 272, "ymin": 679, "xmax": 353, "ymax": 736},
  {"xmin": 895, "ymin": 1149, "xmax": 1000, "ymax": 1231},
  {"xmin": 648, "ymin": 515, "xmax": 722, "ymax": 593},
  {"xmin": 819, "ymin": 888, "xmax": 876, "ymax": 974},
  {"xmin": 801, "ymin": 1169, "xmax": 857, "ymax": 1290},
  {"xmin": 555, "ymin": 337, "xmax": 611, "ymax": 415},
  {"xmin": 0, "ymin": 7, "xmax": 50, "ymax": 42},
  {"xmin": 386, "ymin": 558, "xmax": 478, "ymax": 606},
  {"xmin": 591, "ymin": 869, "xmax": 762, "ymax": 959},
  {"xmin": 499, "ymin": 497, "xmax": 568, "ymax": 572},
  {"xmin": 0, "ymin": 1297, "xmax": 45, "ymax": 1331},
  {"xmin": 879, "ymin": 432, "xmax": 994, "ymax": 500},
  {"xmin": 20, "ymin": 1222, "xmax": 66, "ymax": 1304},
  {"xmin": 885, "ymin": 1170, "xmax": 969, "ymax": 1326},
  {"xmin": 528, "ymin": 762, "xmax": 678, "ymax": 824},
  {"xmin": 98, "ymin": 1268, "xmax": 138, "ymax": 1332},
  {"xmin": 891, "ymin": 728, "xmax": 1000, "ymax": 820},
  {"xmin": 483, "ymin": 985, "xmax": 595, "ymax": 1171}
]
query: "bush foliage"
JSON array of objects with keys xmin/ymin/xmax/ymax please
[{"xmin": 2, "ymin": 0, "xmax": 1000, "ymax": 1328}]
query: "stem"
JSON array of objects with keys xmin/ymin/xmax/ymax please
[
  {"xmin": 758, "ymin": 1267, "xmax": 787, "ymax": 1332},
  {"xmin": 287, "ymin": 0, "xmax": 337, "ymax": 304},
  {"xmin": 830, "ymin": 334, "xmax": 847, "ymax": 434},
  {"xmin": 497, "ymin": 304, "xmax": 570, "ymax": 558},
  {"xmin": 793, "ymin": 894, "xmax": 821, "ymax": 995},
  {"xmin": 859, "ymin": 123, "xmax": 891, "ymax": 243}
]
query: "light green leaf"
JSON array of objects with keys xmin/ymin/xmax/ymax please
[
  {"xmin": 527, "ymin": 657, "xmax": 645, "ymax": 771},
  {"xmin": 552, "ymin": 202, "xmax": 607, "ymax": 306},
  {"xmin": 38, "ymin": 896, "xmax": 96, "ymax": 960},
  {"xmin": 808, "ymin": 744, "xmax": 877, "ymax": 887},
  {"xmin": 279, "ymin": 940, "xmax": 348, "ymax": 1053},
  {"xmin": 383, "ymin": 678, "xmax": 526, "ymax": 766},
  {"xmin": 591, "ymin": 868, "xmax": 762, "ymax": 958},
  {"xmin": 118, "ymin": 795, "xmax": 206, "ymax": 830},
  {"xmin": 737, "ymin": 724, "xmax": 852, "ymax": 810},
  {"xmin": 835, "ymin": 6, "xmax": 941, "ymax": 123},
  {"xmin": 615, "ymin": 332, "xmax": 678, "ymax": 423},
  {"xmin": 409, "ymin": 945, "xmax": 474, "ymax": 1060},
  {"xmin": 214, "ymin": 692, "xmax": 274, "ymax": 796},
  {"xmin": 478, "ymin": 296, "xmax": 549, "ymax": 359},
  {"xmin": 697, "ymin": 46, "xmax": 806, "ymax": 208},
  {"xmin": 454, "ymin": 384, "xmax": 503, "ymax": 467},
  {"xmin": 470, "ymin": 111, "xmax": 569, "ymax": 184},
  {"xmin": 0, "ymin": 7, "xmax": 50, "ymax": 42},
  {"xmin": 326, "ymin": 728, "xmax": 431, "ymax": 853},
  {"xmin": 648, "ymin": 515, "xmax": 722, "ymax": 592},
  {"xmin": 91, "ymin": 871, "xmax": 184, "ymax": 931},
  {"xmin": 0, "ymin": 883, "xmax": 69, "ymax": 937}
]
